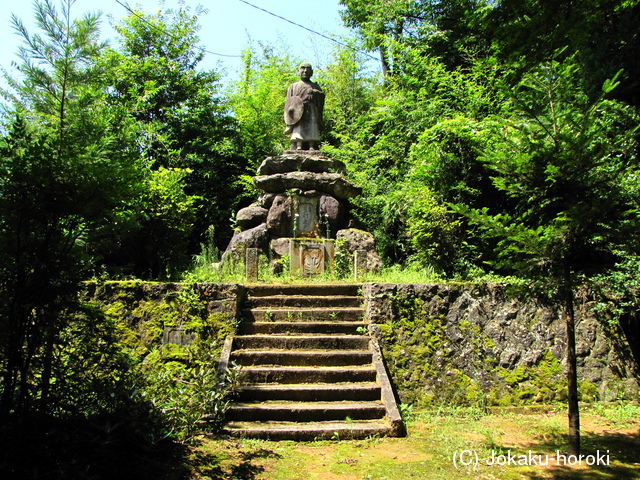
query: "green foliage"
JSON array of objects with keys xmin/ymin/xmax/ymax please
[
  {"xmin": 0, "ymin": 0, "xmax": 145, "ymax": 418},
  {"xmin": 453, "ymin": 58, "xmax": 640, "ymax": 286},
  {"xmin": 591, "ymin": 253, "xmax": 640, "ymax": 324},
  {"xmin": 94, "ymin": 166, "xmax": 198, "ymax": 279},
  {"xmin": 102, "ymin": 4, "xmax": 248, "ymax": 271},
  {"xmin": 228, "ymin": 42, "xmax": 299, "ymax": 162},
  {"xmin": 137, "ymin": 339, "xmax": 239, "ymax": 443},
  {"xmin": 590, "ymin": 402, "xmax": 640, "ymax": 427}
]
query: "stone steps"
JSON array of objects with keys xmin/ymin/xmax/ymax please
[
  {"xmin": 237, "ymin": 321, "xmax": 367, "ymax": 335},
  {"xmin": 232, "ymin": 334, "xmax": 370, "ymax": 350},
  {"xmin": 231, "ymin": 349, "xmax": 373, "ymax": 367},
  {"xmin": 227, "ymin": 401, "xmax": 387, "ymax": 422},
  {"xmin": 222, "ymin": 420, "xmax": 391, "ymax": 441},
  {"xmin": 239, "ymin": 365, "xmax": 377, "ymax": 384},
  {"xmin": 218, "ymin": 284, "xmax": 404, "ymax": 441},
  {"xmin": 242, "ymin": 307, "xmax": 364, "ymax": 322},
  {"xmin": 246, "ymin": 295, "xmax": 363, "ymax": 309},
  {"xmin": 234, "ymin": 383, "xmax": 382, "ymax": 402},
  {"xmin": 246, "ymin": 284, "xmax": 361, "ymax": 297}
]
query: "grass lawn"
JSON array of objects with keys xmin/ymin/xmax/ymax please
[{"xmin": 186, "ymin": 404, "xmax": 640, "ymax": 480}]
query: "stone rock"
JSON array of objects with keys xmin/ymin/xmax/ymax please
[
  {"xmin": 260, "ymin": 193, "xmax": 277, "ymax": 210},
  {"xmin": 266, "ymin": 195, "xmax": 292, "ymax": 238},
  {"xmin": 319, "ymin": 194, "xmax": 344, "ymax": 237},
  {"xmin": 253, "ymin": 172, "xmax": 362, "ymax": 200},
  {"xmin": 336, "ymin": 228, "xmax": 382, "ymax": 271},
  {"xmin": 236, "ymin": 206, "xmax": 268, "ymax": 230},
  {"xmin": 498, "ymin": 348, "xmax": 520, "ymax": 368},
  {"xmin": 222, "ymin": 223, "xmax": 269, "ymax": 262},
  {"xmin": 270, "ymin": 237, "xmax": 291, "ymax": 257},
  {"xmin": 257, "ymin": 154, "xmax": 347, "ymax": 175}
]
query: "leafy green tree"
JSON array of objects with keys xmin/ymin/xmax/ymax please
[
  {"xmin": 479, "ymin": 0, "xmax": 640, "ymax": 107},
  {"xmin": 103, "ymin": 5, "xmax": 248, "ymax": 264},
  {"xmin": 340, "ymin": 0, "xmax": 493, "ymax": 74},
  {"xmin": 454, "ymin": 58, "xmax": 640, "ymax": 454},
  {"xmin": 0, "ymin": 0, "xmax": 141, "ymax": 417},
  {"xmin": 317, "ymin": 42, "xmax": 379, "ymax": 149},
  {"xmin": 228, "ymin": 42, "xmax": 299, "ymax": 162}
]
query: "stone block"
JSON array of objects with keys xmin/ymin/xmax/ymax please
[
  {"xmin": 236, "ymin": 206, "xmax": 268, "ymax": 230},
  {"xmin": 245, "ymin": 247, "xmax": 259, "ymax": 282}
]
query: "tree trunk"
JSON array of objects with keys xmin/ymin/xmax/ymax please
[
  {"xmin": 379, "ymin": 46, "xmax": 391, "ymax": 77},
  {"xmin": 564, "ymin": 279, "xmax": 581, "ymax": 455}
]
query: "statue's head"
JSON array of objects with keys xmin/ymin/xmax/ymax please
[{"xmin": 298, "ymin": 62, "xmax": 313, "ymax": 80}]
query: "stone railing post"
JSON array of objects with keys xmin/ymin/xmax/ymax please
[
  {"xmin": 354, "ymin": 249, "xmax": 367, "ymax": 281},
  {"xmin": 245, "ymin": 247, "xmax": 259, "ymax": 282}
]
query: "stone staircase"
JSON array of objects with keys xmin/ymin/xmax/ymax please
[{"xmin": 217, "ymin": 284, "xmax": 404, "ymax": 441}]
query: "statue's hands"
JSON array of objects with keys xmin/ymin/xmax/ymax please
[{"xmin": 284, "ymin": 125, "xmax": 293, "ymax": 134}]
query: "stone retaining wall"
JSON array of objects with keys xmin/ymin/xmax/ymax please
[
  {"xmin": 363, "ymin": 283, "xmax": 639, "ymax": 406},
  {"xmin": 84, "ymin": 281, "xmax": 639, "ymax": 406}
]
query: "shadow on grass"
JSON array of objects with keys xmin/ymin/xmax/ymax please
[
  {"xmin": 0, "ymin": 414, "xmax": 189, "ymax": 480},
  {"xmin": 519, "ymin": 430, "xmax": 640, "ymax": 480},
  {"xmin": 0, "ymin": 415, "xmax": 285, "ymax": 480},
  {"xmin": 190, "ymin": 442, "xmax": 283, "ymax": 480}
]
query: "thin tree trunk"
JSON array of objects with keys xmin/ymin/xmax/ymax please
[
  {"xmin": 380, "ymin": 46, "xmax": 390, "ymax": 77},
  {"xmin": 564, "ymin": 277, "xmax": 580, "ymax": 455}
]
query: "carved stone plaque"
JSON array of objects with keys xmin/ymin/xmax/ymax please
[
  {"xmin": 302, "ymin": 244, "xmax": 324, "ymax": 277},
  {"xmin": 290, "ymin": 239, "xmax": 334, "ymax": 276},
  {"xmin": 293, "ymin": 195, "xmax": 318, "ymax": 238}
]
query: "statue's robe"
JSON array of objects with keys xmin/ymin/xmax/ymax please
[{"xmin": 286, "ymin": 79, "xmax": 324, "ymax": 142}]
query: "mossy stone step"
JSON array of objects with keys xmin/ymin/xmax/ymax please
[
  {"xmin": 230, "ymin": 349, "xmax": 373, "ymax": 367},
  {"xmin": 238, "ymin": 321, "xmax": 368, "ymax": 335},
  {"xmin": 242, "ymin": 307, "xmax": 364, "ymax": 322},
  {"xmin": 246, "ymin": 295, "xmax": 362, "ymax": 309},
  {"xmin": 233, "ymin": 334, "xmax": 370, "ymax": 350},
  {"xmin": 221, "ymin": 420, "xmax": 393, "ymax": 441},
  {"xmin": 234, "ymin": 383, "xmax": 382, "ymax": 402},
  {"xmin": 239, "ymin": 365, "xmax": 377, "ymax": 384},
  {"xmin": 246, "ymin": 284, "xmax": 361, "ymax": 297},
  {"xmin": 227, "ymin": 401, "xmax": 386, "ymax": 422}
]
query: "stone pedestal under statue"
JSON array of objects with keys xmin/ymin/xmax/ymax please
[{"xmin": 223, "ymin": 152, "xmax": 380, "ymax": 278}]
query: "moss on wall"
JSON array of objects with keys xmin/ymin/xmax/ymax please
[
  {"xmin": 366, "ymin": 282, "xmax": 639, "ymax": 407},
  {"xmin": 83, "ymin": 281, "xmax": 240, "ymax": 362}
]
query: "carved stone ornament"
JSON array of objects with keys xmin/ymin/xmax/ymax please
[{"xmin": 284, "ymin": 96, "xmax": 304, "ymax": 126}]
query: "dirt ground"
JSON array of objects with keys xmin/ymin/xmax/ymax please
[{"xmin": 191, "ymin": 406, "xmax": 640, "ymax": 480}]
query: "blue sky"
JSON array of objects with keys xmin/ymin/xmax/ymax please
[{"xmin": 0, "ymin": 0, "xmax": 374, "ymax": 84}]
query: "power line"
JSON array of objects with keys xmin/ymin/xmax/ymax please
[
  {"xmin": 237, "ymin": 0, "xmax": 378, "ymax": 62},
  {"xmin": 113, "ymin": 0, "xmax": 242, "ymax": 58}
]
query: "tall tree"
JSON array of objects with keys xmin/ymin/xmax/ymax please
[
  {"xmin": 0, "ymin": 0, "xmax": 140, "ymax": 416},
  {"xmin": 228, "ymin": 42, "xmax": 299, "ymax": 163},
  {"xmin": 102, "ymin": 5, "xmax": 247, "ymax": 268},
  {"xmin": 480, "ymin": 0, "xmax": 640, "ymax": 107},
  {"xmin": 340, "ymin": 0, "xmax": 492, "ymax": 74},
  {"xmin": 454, "ymin": 58, "xmax": 640, "ymax": 454}
]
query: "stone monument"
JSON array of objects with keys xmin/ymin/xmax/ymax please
[{"xmin": 223, "ymin": 63, "xmax": 381, "ymax": 278}]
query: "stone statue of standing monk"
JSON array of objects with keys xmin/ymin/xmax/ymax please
[{"xmin": 284, "ymin": 62, "xmax": 325, "ymax": 151}]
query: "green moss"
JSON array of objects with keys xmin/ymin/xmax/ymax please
[
  {"xmin": 379, "ymin": 290, "xmax": 570, "ymax": 409},
  {"xmin": 183, "ymin": 311, "xmax": 236, "ymax": 342},
  {"xmin": 491, "ymin": 351, "xmax": 565, "ymax": 405},
  {"xmin": 132, "ymin": 300, "xmax": 181, "ymax": 344},
  {"xmin": 579, "ymin": 380, "xmax": 600, "ymax": 402}
]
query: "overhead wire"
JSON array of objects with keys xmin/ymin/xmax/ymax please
[
  {"xmin": 113, "ymin": 0, "xmax": 242, "ymax": 58},
  {"xmin": 113, "ymin": 0, "xmax": 377, "ymax": 63},
  {"xmin": 237, "ymin": 0, "xmax": 378, "ymax": 62}
]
